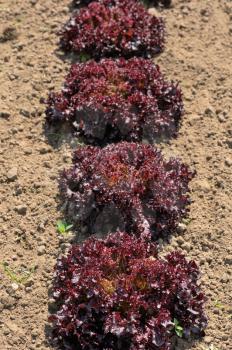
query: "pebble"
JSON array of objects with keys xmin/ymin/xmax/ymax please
[
  {"xmin": 3, "ymin": 328, "xmax": 10, "ymax": 335},
  {"xmin": 39, "ymin": 145, "xmax": 52, "ymax": 154},
  {"xmin": 31, "ymin": 329, "xmax": 39, "ymax": 338},
  {"xmin": 7, "ymin": 167, "xmax": 18, "ymax": 181},
  {"xmin": 182, "ymin": 7, "xmax": 189, "ymax": 15},
  {"xmin": 1, "ymin": 295, "xmax": 16, "ymax": 309},
  {"xmin": 204, "ymin": 336, "xmax": 213, "ymax": 344},
  {"xmin": 38, "ymin": 222, "xmax": 45, "ymax": 232},
  {"xmin": 11, "ymin": 283, "xmax": 19, "ymax": 291},
  {"xmin": 217, "ymin": 114, "xmax": 226, "ymax": 123},
  {"xmin": 43, "ymin": 161, "xmax": 52, "ymax": 169},
  {"xmin": 20, "ymin": 109, "xmax": 30, "ymax": 117},
  {"xmin": 176, "ymin": 236, "xmax": 185, "ymax": 246},
  {"xmin": 15, "ymin": 187, "xmax": 23, "ymax": 196},
  {"xmin": 24, "ymin": 148, "xmax": 32, "ymax": 155},
  {"xmin": 15, "ymin": 205, "xmax": 27, "ymax": 215},
  {"xmin": 24, "ymin": 278, "xmax": 34, "ymax": 287},
  {"xmin": 176, "ymin": 223, "xmax": 187, "ymax": 233},
  {"xmin": 0, "ymin": 111, "xmax": 10, "ymax": 119},
  {"xmin": 224, "ymin": 255, "xmax": 232, "ymax": 265},
  {"xmin": 11, "ymin": 127, "xmax": 18, "ymax": 134},
  {"xmin": 204, "ymin": 106, "xmax": 215, "ymax": 116},
  {"xmin": 37, "ymin": 245, "xmax": 46, "ymax": 255},
  {"xmin": 182, "ymin": 242, "xmax": 191, "ymax": 252},
  {"xmin": 225, "ymin": 158, "xmax": 232, "ymax": 167}
]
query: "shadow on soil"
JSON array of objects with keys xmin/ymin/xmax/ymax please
[{"xmin": 43, "ymin": 121, "xmax": 85, "ymax": 150}]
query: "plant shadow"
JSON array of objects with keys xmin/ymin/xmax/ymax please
[
  {"xmin": 43, "ymin": 120, "xmax": 86, "ymax": 150},
  {"xmin": 54, "ymin": 48, "xmax": 84, "ymax": 65},
  {"xmin": 172, "ymin": 336, "xmax": 206, "ymax": 350}
]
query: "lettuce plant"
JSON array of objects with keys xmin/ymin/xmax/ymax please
[
  {"xmin": 50, "ymin": 232, "xmax": 207, "ymax": 350},
  {"xmin": 75, "ymin": 0, "xmax": 171, "ymax": 7},
  {"xmin": 60, "ymin": 142, "xmax": 194, "ymax": 239},
  {"xmin": 60, "ymin": 0, "xmax": 165, "ymax": 59},
  {"xmin": 46, "ymin": 58, "xmax": 183, "ymax": 144}
]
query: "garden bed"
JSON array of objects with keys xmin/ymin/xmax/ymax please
[{"xmin": 0, "ymin": 0, "xmax": 231, "ymax": 349}]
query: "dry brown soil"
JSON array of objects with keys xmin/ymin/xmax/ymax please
[{"xmin": 0, "ymin": 0, "xmax": 232, "ymax": 349}]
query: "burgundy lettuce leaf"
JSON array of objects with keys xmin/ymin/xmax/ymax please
[
  {"xmin": 74, "ymin": 0, "xmax": 172, "ymax": 8},
  {"xmin": 60, "ymin": 0, "xmax": 165, "ymax": 59},
  {"xmin": 60, "ymin": 142, "xmax": 194, "ymax": 240},
  {"xmin": 46, "ymin": 58, "xmax": 183, "ymax": 145},
  {"xmin": 49, "ymin": 232, "xmax": 207, "ymax": 349}
]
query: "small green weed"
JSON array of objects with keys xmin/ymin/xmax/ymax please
[
  {"xmin": 1, "ymin": 262, "xmax": 35, "ymax": 284},
  {"xmin": 57, "ymin": 220, "xmax": 73, "ymax": 235},
  {"xmin": 213, "ymin": 299, "xmax": 224, "ymax": 309},
  {"xmin": 173, "ymin": 318, "xmax": 183, "ymax": 337},
  {"xmin": 78, "ymin": 53, "xmax": 91, "ymax": 62}
]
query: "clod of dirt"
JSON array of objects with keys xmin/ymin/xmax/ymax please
[{"xmin": 0, "ymin": 27, "xmax": 18, "ymax": 43}]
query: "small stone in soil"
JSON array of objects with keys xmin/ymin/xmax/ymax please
[
  {"xmin": 224, "ymin": 255, "xmax": 232, "ymax": 265},
  {"xmin": 225, "ymin": 158, "xmax": 232, "ymax": 167},
  {"xmin": 204, "ymin": 336, "xmax": 213, "ymax": 344},
  {"xmin": 7, "ymin": 167, "xmax": 18, "ymax": 181},
  {"xmin": 0, "ymin": 111, "xmax": 10, "ymax": 119},
  {"xmin": 24, "ymin": 148, "xmax": 32, "ymax": 155},
  {"xmin": 204, "ymin": 106, "xmax": 215, "ymax": 116},
  {"xmin": 20, "ymin": 109, "xmax": 30, "ymax": 117},
  {"xmin": 182, "ymin": 242, "xmax": 191, "ymax": 252},
  {"xmin": 177, "ymin": 223, "xmax": 187, "ymax": 233},
  {"xmin": 176, "ymin": 236, "xmax": 185, "ymax": 245},
  {"xmin": 39, "ymin": 145, "xmax": 52, "ymax": 154},
  {"xmin": 11, "ymin": 283, "xmax": 19, "ymax": 291},
  {"xmin": 37, "ymin": 245, "xmax": 46, "ymax": 255},
  {"xmin": 15, "ymin": 205, "xmax": 27, "ymax": 215}
]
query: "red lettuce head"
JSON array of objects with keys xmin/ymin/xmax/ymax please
[
  {"xmin": 60, "ymin": 142, "xmax": 194, "ymax": 239},
  {"xmin": 50, "ymin": 232, "xmax": 207, "ymax": 349},
  {"xmin": 60, "ymin": 0, "xmax": 165, "ymax": 59},
  {"xmin": 46, "ymin": 58, "xmax": 183, "ymax": 145},
  {"xmin": 74, "ymin": 0, "xmax": 172, "ymax": 8}
]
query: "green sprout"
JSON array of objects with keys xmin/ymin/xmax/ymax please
[
  {"xmin": 173, "ymin": 318, "xmax": 183, "ymax": 338},
  {"xmin": 78, "ymin": 52, "xmax": 91, "ymax": 62},
  {"xmin": 214, "ymin": 299, "xmax": 224, "ymax": 309},
  {"xmin": 182, "ymin": 217, "xmax": 193, "ymax": 225},
  {"xmin": 1, "ymin": 262, "xmax": 35, "ymax": 284},
  {"xmin": 57, "ymin": 220, "xmax": 73, "ymax": 235}
]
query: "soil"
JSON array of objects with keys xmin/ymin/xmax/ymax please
[{"xmin": 0, "ymin": 0, "xmax": 231, "ymax": 349}]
